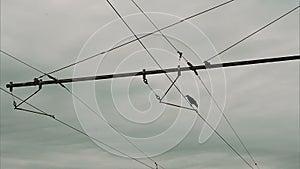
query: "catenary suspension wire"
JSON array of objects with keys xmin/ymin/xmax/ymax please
[
  {"xmin": 106, "ymin": 1, "xmax": 181, "ymax": 168},
  {"xmin": 0, "ymin": 50, "xmax": 45, "ymax": 74},
  {"xmin": 35, "ymin": 0, "xmax": 235, "ymax": 77},
  {"xmin": 1, "ymin": 50, "xmax": 164, "ymax": 168},
  {"xmin": 61, "ymin": 85, "xmax": 165, "ymax": 169},
  {"xmin": 195, "ymin": 72, "xmax": 260, "ymax": 169},
  {"xmin": 0, "ymin": 87, "xmax": 157, "ymax": 169},
  {"xmin": 128, "ymin": 1, "xmax": 259, "ymax": 167},
  {"xmin": 143, "ymin": 73, "xmax": 255, "ymax": 169},
  {"xmin": 3, "ymin": 49, "xmax": 299, "ymax": 167},
  {"xmin": 1, "ymin": 2, "xmax": 298, "ymax": 168},
  {"xmin": 205, "ymin": 5, "xmax": 300, "ymax": 62},
  {"xmin": 105, "ymin": 0, "xmax": 193, "ymax": 112},
  {"xmin": 1, "ymin": 49, "xmax": 67, "ymax": 88},
  {"xmin": 106, "ymin": 1, "xmax": 254, "ymax": 168},
  {"xmin": 130, "ymin": 0, "xmax": 189, "ymax": 62}
]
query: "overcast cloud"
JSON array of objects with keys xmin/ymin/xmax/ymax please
[{"xmin": 1, "ymin": 0, "xmax": 299, "ymax": 169}]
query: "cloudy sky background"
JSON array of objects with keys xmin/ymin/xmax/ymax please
[{"xmin": 1, "ymin": 0, "xmax": 299, "ymax": 169}]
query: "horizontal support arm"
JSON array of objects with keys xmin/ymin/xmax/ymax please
[{"xmin": 6, "ymin": 55, "xmax": 300, "ymax": 89}]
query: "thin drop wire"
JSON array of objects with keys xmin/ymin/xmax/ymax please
[
  {"xmin": 195, "ymin": 73, "xmax": 260, "ymax": 168},
  {"xmin": 205, "ymin": 5, "xmax": 300, "ymax": 62},
  {"xmin": 35, "ymin": 0, "xmax": 235, "ymax": 77},
  {"xmin": 146, "ymin": 83, "xmax": 161, "ymax": 101},
  {"xmin": 145, "ymin": 82, "xmax": 255, "ymax": 169},
  {"xmin": 10, "ymin": 91, "xmax": 17, "ymax": 108},
  {"xmin": 0, "ymin": 87, "xmax": 157, "ymax": 169},
  {"xmin": 160, "ymin": 76, "xmax": 179, "ymax": 101},
  {"xmin": 61, "ymin": 85, "xmax": 166, "ymax": 169},
  {"xmin": 106, "ymin": 1, "xmax": 254, "ymax": 168}
]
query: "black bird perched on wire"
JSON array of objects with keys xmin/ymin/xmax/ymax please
[
  {"xmin": 185, "ymin": 95, "xmax": 198, "ymax": 108},
  {"xmin": 187, "ymin": 61, "xmax": 198, "ymax": 75}
]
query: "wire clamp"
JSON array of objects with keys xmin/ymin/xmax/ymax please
[
  {"xmin": 47, "ymin": 74, "xmax": 67, "ymax": 89},
  {"xmin": 142, "ymin": 69, "xmax": 148, "ymax": 84},
  {"xmin": 34, "ymin": 78, "xmax": 43, "ymax": 90},
  {"xmin": 177, "ymin": 51, "xmax": 183, "ymax": 60},
  {"xmin": 204, "ymin": 61, "xmax": 212, "ymax": 68},
  {"xmin": 155, "ymin": 162, "xmax": 158, "ymax": 169},
  {"xmin": 154, "ymin": 94, "xmax": 160, "ymax": 100},
  {"xmin": 187, "ymin": 61, "xmax": 198, "ymax": 76},
  {"xmin": 177, "ymin": 65, "xmax": 181, "ymax": 77}
]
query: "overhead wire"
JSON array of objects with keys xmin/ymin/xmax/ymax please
[
  {"xmin": 201, "ymin": 5, "xmax": 300, "ymax": 167},
  {"xmin": 0, "ymin": 50, "xmax": 45, "ymax": 74},
  {"xmin": 130, "ymin": 0, "xmax": 186, "ymax": 103},
  {"xmin": 2, "ymin": 1, "xmax": 297, "ymax": 168},
  {"xmin": 1, "ymin": 49, "xmax": 165, "ymax": 168},
  {"xmin": 144, "ymin": 72, "xmax": 255, "ymax": 169},
  {"xmin": 34, "ymin": 0, "xmax": 235, "ymax": 78},
  {"xmin": 195, "ymin": 72, "xmax": 260, "ymax": 168},
  {"xmin": 1, "ymin": 50, "xmax": 65, "ymax": 107},
  {"xmin": 0, "ymin": 87, "xmax": 157, "ymax": 169},
  {"xmin": 128, "ymin": 0, "xmax": 260, "ymax": 168},
  {"xmin": 205, "ymin": 5, "xmax": 300, "ymax": 62},
  {"xmin": 61, "ymin": 85, "xmax": 165, "ymax": 168},
  {"xmin": 105, "ymin": 0, "xmax": 192, "ymax": 112},
  {"xmin": 130, "ymin": 0, "xmax": 189, "ymax": 62},
  {"xmin": 106, "ymin": 1, "xmax": 254, "ymax": 168},
  {"xmin": 0, "ymin": 49, "xmax": 66, "ymax": 89}
]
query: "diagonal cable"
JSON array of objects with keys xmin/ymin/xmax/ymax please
[
  {"xmin": 130, "ymin": 0, "xmax": 189, "ymax": 62},
  {"xmin": 106, "ymin": 1, "xmax": 254, "ymax": 168},
  {"xmin": 1, "ymin": 48, "xmax": 165, "ymax": 168},
  {"xmin": 205, "ymin": 5, "xmax": 300, "ymax": 62},
  {"xmin": 143, "ymin": 70, "xmax": 255, "ymax": 169},
  {"xmin": 128, "ymin": 0, "xmax": 260, "ymax": 167},
  {"xmin": 0, "ymin": 87, "xmax": 157, "ymax": 169},
  {"xmin": 34, "ymin": 0, "xmax": 235, "ymax": 77},
  {"xmin": 61, "ymin": 85, "xmax": 165, "ymax": 168},
  {"xmin": 0, "ymin": 50, "xmax": 45, "ymax": 74},
  {"xmin": 195, "ymin": 72, "xmax": 260, "ymax": 168},
  {"xmin": 131, "ymin": 2, "xmax": 298, "ymax": 167}
]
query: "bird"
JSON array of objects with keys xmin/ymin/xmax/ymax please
[
  {"xmin": 185, "ymin": 95, "xmax": 198, "ymax": 108},
  {"xmin": 187, "ymin": 62, "xmax": 198, "ymax": 75}
]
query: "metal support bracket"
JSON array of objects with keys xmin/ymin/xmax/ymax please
[
  {"xmin": 13, "ymin": 78, "xmax": 43, "ymax": 108},
  {"xmin": 142, "ymin": 69, "xmax": 148, "ymax": 84},
  {"xmin": 204, "ymin": 61, "xmax": 212, "ymax": 68}
]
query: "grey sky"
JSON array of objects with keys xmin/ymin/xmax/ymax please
[{"xmin": 1, "ymin": 0, "xmax": 299, "ymax": 169}]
